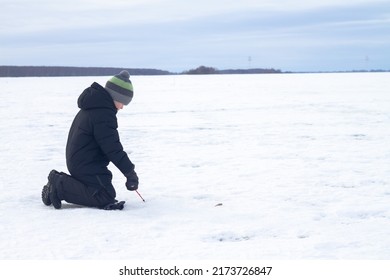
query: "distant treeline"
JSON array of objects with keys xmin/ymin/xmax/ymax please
[
  {"xmin": 0, "ymin": 65, "xmax": 387, "ymax": 77},
  {"xmin": 0, "ymin": 65, "xmax": 282, "ymax": 77},
  {"xmin": 0, "ymin": 66, "xmax": 171, "ymax": 77},
  {"xmin": 183, "ymin": 65, "xmax": 389, "ymax": 74},
  {"xmin": 184, "ymin": 65, "xmax": 281, "ymax": 74}
]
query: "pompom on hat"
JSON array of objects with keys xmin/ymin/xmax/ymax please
[{"xmin": 105, "ymin": 70, "xmax": 133, "ymax": 105}]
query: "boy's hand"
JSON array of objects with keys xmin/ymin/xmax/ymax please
[{"xmin": 125, "ymin": 170, "xmax": 139, "ymax": 191}]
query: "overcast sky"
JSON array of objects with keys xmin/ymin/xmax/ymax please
[{"xmin": 1, "ymin": 0, "xmax": 389, "ymax": 72}]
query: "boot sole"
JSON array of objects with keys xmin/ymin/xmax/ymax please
[
  {"xmin": 48, "ymin": 170, "xmax": 62, "ymax": 209},
  {"xmin": 41, "ymin": 185, "xmax": 51, "ymax": 206}
]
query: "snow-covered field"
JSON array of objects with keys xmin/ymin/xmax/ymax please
[{"xmin": 0, "ymin": 73, "xmax": 389, "ymax": 259}]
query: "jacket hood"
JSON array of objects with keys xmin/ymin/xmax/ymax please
[{"xmin": 77, "ymin": 82, "xmax": 116, "ymax": 112}]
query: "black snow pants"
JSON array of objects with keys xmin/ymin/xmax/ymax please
[{"xmin": 54, "ymin": 171, "xmax": 117, "ymax": 208}]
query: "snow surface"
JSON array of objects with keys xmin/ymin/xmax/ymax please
[{"xmin": 0, "ymin": 73, "xmax": 390, "ymax": 259}]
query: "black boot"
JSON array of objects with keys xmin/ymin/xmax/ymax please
[
  {"xmin": 41, "ymin": 184, "xmax": 51, "ymax": 206},
  {"xmin": 103, "ymin": 201, "xmax": 126, "ymax": 210},
  {"xmin": 42, "ymin": 170, "xmax": 60, "ymax": 206},
  {"xmin": 48, "ymin": 170, "xmax": 62, "ymax": 209}
]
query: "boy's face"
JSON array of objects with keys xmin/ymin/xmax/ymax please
[{"xmin": 114, "ymin": 100, "xmax": 124, "ymax": 110}]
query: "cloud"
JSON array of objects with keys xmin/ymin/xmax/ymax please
[
  {"xmin": 2, "ymin": 0, "xmax": 386, "ymax": 33},
  {"xmin": 1, "ymin": 0, "xmax": 389, "ymax": 71}
]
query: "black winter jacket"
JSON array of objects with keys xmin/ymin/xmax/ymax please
[{"xmin": 66, "ymin": 82, "xmax": 134, "ymax": 195}]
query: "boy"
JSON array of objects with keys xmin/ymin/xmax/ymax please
[{"xmin": 41, "ymin": 70, "xmax": 139, "ymax": 210}]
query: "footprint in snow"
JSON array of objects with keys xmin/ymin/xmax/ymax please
[{"xmin": 203, "ymin": 231, "xmax": 251, "ymax": 243}]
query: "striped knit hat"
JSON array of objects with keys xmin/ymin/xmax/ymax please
[{"xmin": 105, "ymin": 70, "xmax": 133, "ymax": 105}]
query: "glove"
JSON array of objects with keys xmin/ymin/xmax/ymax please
[{"xmin": 125, "ymin": 170, "xmax": 139, "ymax": 191}]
